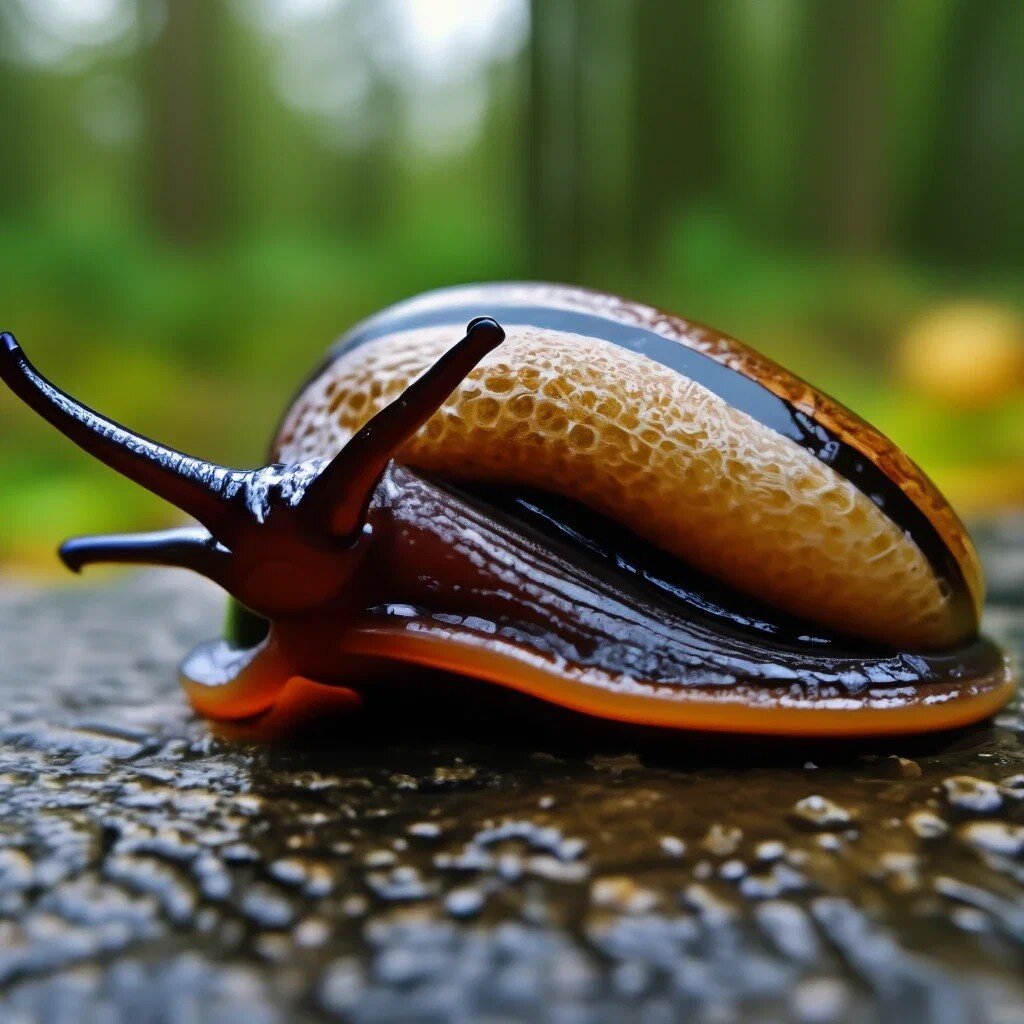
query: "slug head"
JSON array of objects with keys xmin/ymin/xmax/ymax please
[{"xmin": 0, "ymin": 319, "xmax": 504, "ymax": 618}]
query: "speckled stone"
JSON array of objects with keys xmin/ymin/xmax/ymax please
[{"xmin": 0, "ymin": 534, "xmax": 1021, "ymax": 1024}]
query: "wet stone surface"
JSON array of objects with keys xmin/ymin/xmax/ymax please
[{"xmin": 0, "ymin": 530, "xmax": 1022, "ymax": 1024}]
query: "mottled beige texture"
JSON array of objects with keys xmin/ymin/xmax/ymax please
[
  {"xmin": 369, "ymin": 282, "xmax": 983, "ymax": 620},
  {"xmin": 277, "ymin": 325, "xmax": 968, "ymax": 649}
]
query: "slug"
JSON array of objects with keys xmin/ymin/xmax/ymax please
[{"xmin": 0, "ymin": 283, "xmax": 1014, "ymax": 738}]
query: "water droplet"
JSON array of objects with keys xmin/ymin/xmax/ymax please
[
  {"xmin": 942, "ymin": 776, "xmax": 1002, "ymax": 814},
  {"xmin": 790, "ymin": 795, "xmax": 853, "ymax": 830}
]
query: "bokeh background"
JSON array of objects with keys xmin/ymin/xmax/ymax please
[{"xmin": 0, "ymin": 0, "xmax": 1022, "ymax": 570}]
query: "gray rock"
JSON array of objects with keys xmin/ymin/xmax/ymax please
[{"xmin": 0, "ymin": 554, "xmax": 1021, "ymax": 1023}]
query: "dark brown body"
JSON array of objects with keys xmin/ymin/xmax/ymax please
[{"xmin": 185, "ymin": 465, "xmax": 1009, "ymax": 737}]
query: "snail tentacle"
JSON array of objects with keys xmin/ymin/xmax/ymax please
[
  {"xmin": 59, "ymin": 526, "xmax": 230, "ymax": 580},
  {"xmin": 299, "ymin": 316, "xmax": 504, "ymax": 538},
  {"xmin": 0, "ymin": 333, "xmax": 253, "ymax": 541}
]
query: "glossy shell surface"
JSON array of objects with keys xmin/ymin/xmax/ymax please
[{"xmin": 278, "ymin": 283, "xmax": 982, "ymax": 650}]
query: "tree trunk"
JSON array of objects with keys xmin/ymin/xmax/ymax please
[{"xmin": 143, "ymin": 0, "xmax": 230, "ymax": 245}]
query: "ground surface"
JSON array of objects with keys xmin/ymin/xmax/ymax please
[{"xmin": 0, "ymin": 519, "xmax": 1022, "ymax": 1024}]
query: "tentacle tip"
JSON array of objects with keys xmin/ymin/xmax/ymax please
[
  {"xmin": 465, "ymin": 317, "xmax": 505, "ymax": 347},
  {"xmin": 0, "ymin": 333, "xmax": 22, "ymax": 368},
  {"xmin": 58, "ymin": 540, "xmax": 84, "ymax": 574}
]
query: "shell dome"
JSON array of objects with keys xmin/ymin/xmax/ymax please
[{"xmin": 278, "ymin": 283, "xmax": 982, "ymax": 650}]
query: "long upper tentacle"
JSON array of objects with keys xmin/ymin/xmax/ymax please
[
  {"xmin": 299, "ymin": 317, "xmax": 504, "ymax": 538},
  {"xmin": 0, "ymin": 333, "xmax": 251, "ymax": 538}
]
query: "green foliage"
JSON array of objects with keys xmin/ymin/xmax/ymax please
[{"xmin": 0, "ymin": 0, "xmax": 1021, "ymax": 568}]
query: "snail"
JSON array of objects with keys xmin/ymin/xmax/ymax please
[{"xmin": 0, "ymin": 283, "xmax": 1014, "ymax": 738}]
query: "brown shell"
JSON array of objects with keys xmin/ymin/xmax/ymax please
[{"xmin": 277, "ymin": 283, "xmax": 983, "ymax": 649}]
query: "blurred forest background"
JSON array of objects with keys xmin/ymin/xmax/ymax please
[{"xmin": 0, "ymin": 0, "xmax": 1022, "ymax": 570}]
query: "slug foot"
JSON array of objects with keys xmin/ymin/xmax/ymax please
[
  {"xmin": 180, "ymin": 637, "xmax": 364, "ymax": 741},
  {"xmin": 332, "ymin": 619, "xmax": 1015, "ymax": 739}
]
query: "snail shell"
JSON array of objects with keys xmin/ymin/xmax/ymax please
[{"xmin": 279, "ymin": 283, "xmax": 980, "ymax": 650}]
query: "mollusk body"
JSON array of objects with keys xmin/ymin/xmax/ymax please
[
  {"xmin": 249, "ymin": 283, "xmax": 1007, "ymax": 737},
  {"xmin": 0, "ymin": 285, "xmax": 1013, "ymax": 739}
]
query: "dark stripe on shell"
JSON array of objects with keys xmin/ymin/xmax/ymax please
[{"xmin": 294, "ymin": 286, "xmax": 969, "ymax": 633}]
